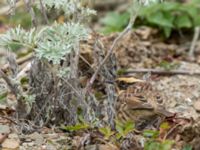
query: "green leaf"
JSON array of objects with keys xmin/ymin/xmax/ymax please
[
  {"xmin": 175, "ymin": 15, "xmax": 192, "ymax": 28},
  {"xmin": 147, "ymin": 12, "xmax": 174, "ymax": 28},
  {"xmin": 101, "ymin": 12, "xmax": 129, "ymax": 28},
  {"xmin": 123, "ymin": 121, "xmax": 135, "ymax": 134},
  {"xmin": 144, "ymin": 140, "xmax": 173, "ymax": 150},
  {"xmin": 178, "ymin": 4, "xmax": 198, "ymax": 17},
  {"xmin": 100, "ymin": 12, "xmax": 130, "ymax": 34},
  {"xmin": 99, "ymin": 126, "xmax": 114, "ymax": 139},
  {"xmin": 144, "ymin": 141, "xmax": 160, "ymax": 150},
  {"xmin": 163, "ymin": 27, "xmax": 172, "ymax": 38},
  {"xmin": 160, "ymin": 122, "xmax": 170, "ymax": 130},
  {"xmin": 100, "ymin": 26, "xmax": 121, "ymax": 35},
  {"xmin": 160, "ymin": 2, "xmax": 180, "ymax": 11},
  {"xmin": 182, "ymin": 145, "xmax": 192, "ymax": 150},
  {"xmin": 160, "ymin": 140, "xmax": 174, "ymax": 150},
  {"xmin": 115, "ymin": 120, "xmax": 134, "ymax": 138},
  {"xmin": 193, "ymin": 13, "xmax": 200, "ymax": 26},
  {"xmin": 143, "ymin": 130, "xmax": 159, "ymax": 138},
  {"xmin": 20, "ymin": 77, "xmax": 29, "ymax": 85},
  {"xmin": 0, "ymin": 92, "xmax": 7, "ymax": 103},
  {"xmin": 61, "ymin": 123, "xmax": 89, "ymax": 131},
  {"xmin": 116, "ymin": 122, "xmax": 125, "ymax": 137}
]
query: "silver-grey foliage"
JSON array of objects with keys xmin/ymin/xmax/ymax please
[
  {"xmin": 0, "ymin": 22, "xmax": 89, "ymax": 64},
  {"xmin": 35, "ymin": 0, "xmax": 96, "ymax": 18},
  {"xmin": 35, "ymin": 22, "xmax": 89, "ymax": 64}
]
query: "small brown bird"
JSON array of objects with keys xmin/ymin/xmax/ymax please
[{"xmin": 116, "ymin": 81, "xmax": 173, "ymax": 130}]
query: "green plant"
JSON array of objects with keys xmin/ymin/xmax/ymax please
[
  {"xmin": 143, "ymin": 127, "xmax": 174, "ymax": 150},
  {"xmin": 139, "ymin": 1, "xmax": 200, "ymax": 37},
  {"xmin": 144, "ymin": 140, "xmax": 174, "ymax": 150},
  {"xmin": 159, "ymin": 60, "xmax": 180, "ymax": 71},
  {"xmin": 115, "ymin": 120, "xmax": 135, "ymax": 139},
  {"xmin": 143, "ymin": 130, "xmax": 159, "ymax": 138},
  {"xmin": 99, "ymin": 126, "xmax": 115, "ymax": 140},
  {"xmin": 100, "ymin": 12, "xmax": 130, "ymax": 34},
  {"xmin": 61, "ymin": 123, "xmax": 90, "ymax": 132},
  {"xmin": 182, "ymin": 145, "xmax": 192, "ymax": 150},
  {"xmin": 0, "ymin": 22, "xmax": 88, "ymax": 64},
  {"xmin": 100, "ymin": 1, "xmax": 200, "ymax": 37}
]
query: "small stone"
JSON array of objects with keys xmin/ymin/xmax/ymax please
[
  {"xmin": 46, "ymin": 144, "xmax": 57, "ymax": 150},
  {"xmin": 25, "ymin": 138, "xmax": 32, "ymax": 142},
  {"xmin": 0, "ymin": 125, "xmax": 10, "ymax": 134},
  {"xmin": 194, "ymin": 100, "xmax": 200, "ymax": 112},
  {"xmin": 99, "ymin": 144, "xmax": 119, "ymax": 150},
  {"xmin": 27, "ymin": 142, "xmax": 35, "ymax": 146},
  {"xmin": 85, "ymin": 145, "xmax": 98, "ymax": 150},
  {"xmin": 2, "ymin": 138, "xmax": 20, "ymax": 149},
  {"xmin": 8, "ymin": 133, "xmax": 19, "ymax": 139},
  {"xmin": 22, "ymin": 142, "xmax": 28, "ymax": 146},
  {"xmin": 28, "ymin": 132, "xmax": 44, "ymax": 145}
]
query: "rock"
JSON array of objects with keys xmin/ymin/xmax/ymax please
[
  {"xmin": 45, "ymin": 144, "xmax": 57, "ymax": 150},
  {"xmin": 85, "ymin": 145, "xmax": 98, "ymax": 150},
  {"xmin": 28, "ymin": 132, "xmax": 44, "ymax": 145},
  {"xmin": 0, "ymin": 125, "xmax": 10, "ymax": 134},
  {"xmin": 85, "ymin": 144, "xmax": 119, "ymax": 150},
  {"xmin": 2, "ymin": 139, "xmax": 20, "ymax": 149},
  {"xmin": 193, "ymin": 100, "xmax": 200, "ymax": 112},
  {"xmin": 27, "ymin": 142, "xmax": 35, "ymax": 146},
  {"xmin": 8, "ymin": 133, "xmax": 19, "ymax": 139},
  {"xmin": 0, "ymin": 133, "xmax": 8, "ymax": 144},
  {"xmin": 99, "ymin": 144, "xmax": 119, "ymax": 150}
]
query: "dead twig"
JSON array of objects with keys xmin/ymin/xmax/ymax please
[
  {"xmin": 189, "ymin": 26, "xmax": 200, "ymax": 59},
  {"xmin": 0, "ymin": 115, "xmax": 18, "ymax": 125},
  {"xmin": 124, "ymin": 68, "xmax": 200, "ymax": 76},
  {"xmin": 2, "ymin": 53, "xmax": 33, "ymax": 71},
  {"xmin": 0, "ymin": 69, "xmax": 18, "ymax": 96},
  {"xmin": 23, "ymin": 0, "xmax": 37, "ymax": 27},
  {"xmin": 86, "ymin": 3, "xmax": 139, "ymax": 91},
  {"xmin": 0, "ymin": 0, "xmax": 23, "ymax": 15},
  {"xmin": 39, "ymin": 0, "xmax": 49, "ymax": 24},
  {"xmin": 163, "ymin": 123, "xmax": 181, "ymax": 140},
  {"xmin": 16, "ymin": 62, "xmax": 31, "ymax": 80}
]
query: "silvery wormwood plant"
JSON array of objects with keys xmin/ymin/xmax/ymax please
[
  {"xmin": 34, "ymin": 0, "xmax": 96, "ymax": 19},
  {"xmin": 2, "ymin": 0, "xmax": 96, "ymax": 65},
  {"xmin": 0, "ymin": 22, "xmax": 89, "ymax": 65}
]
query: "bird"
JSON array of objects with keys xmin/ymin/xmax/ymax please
[{"xmin": 115, "ymin": 81, "xmax": 173, "ymax": 130}]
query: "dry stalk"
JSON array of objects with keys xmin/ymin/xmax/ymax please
[
  {"xmin": 189, "ymin": 26, "xmax": 200, "ymax": 59},
  {"xmin": 124, "ymin": 68, "xmax": 200, "ymax": 76},
  {"xmin": 86, "ymin": 6, "xmax": 138, "ymax": 91}
]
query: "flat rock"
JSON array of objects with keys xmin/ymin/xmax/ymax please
[
  {"xmin": 28, "ymin": 132, "xmax": 44, "ymax": 145},
  {"xmin": 0, "ymin": 125, "xmax": 10, "ymax": 134},
  {"xmin": 193, "ymin": 100, "xmax": 200, "ymax": 112},
  {"xmin": 2, "ymin": 138, "xmax": 20, "ymax": 149}
]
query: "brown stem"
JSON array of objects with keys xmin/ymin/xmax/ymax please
[
  {"xmin": 0, "ymin": 69, "xmax": 18, "ymax": 96},
  {"xmin": 124, "ymin": 68, "xmax": 200, "ymax": 76},
  {"xmin": 86, "ymin": 10, "xmax": 138, "ymax": 91}
]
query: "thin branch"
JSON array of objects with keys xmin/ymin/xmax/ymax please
[
  {"xmin": 39, "ymin": 0, "xmax": 49, "ymax": 24},
  {"xmin": 189, "ymin": 26, "xmax": 200, "ymax": 58},
  {"xmin": 86, "ymin": 7, "xmax": 138, "ymax": 91},
  {"xmin": 163, "ymin": 123, "xmax": 181, "ymax": 140},
  {"xmin": 0, "ymin": 115, "xmax": 18, "ymax": 125},
  {"xmin": 0, "ymin": 69, "xmax": 18, "ymax": 96},
  {"xmin": 2, "ymin": 53, "xmax": 33, "ymax": 71},
  {"xmin": 16, "ymin": 62, "xmax": 31, "ymax": 80},
  {"xmin": 123, "ymin": 68, "xmax": 200, "ymax": 76},
  {"xmin": 61, "ymin": 77, "xmax": 89, "ymax": 108},
  {"xmin": 0, "ymin": 0, "xmax": 23, "ymax": 15},
  {"xmin": 23, "ymin": 0, "xmax": 37, "ymax": 27}
]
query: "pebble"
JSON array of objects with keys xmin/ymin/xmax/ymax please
[{"xmin": 193, "ymin": 100, "xmax": 200, "ymax": 112}]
